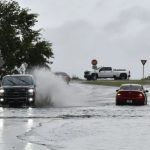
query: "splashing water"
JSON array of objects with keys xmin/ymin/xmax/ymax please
[{"xmin": 31, "ymin": 68, "xmax": 85, "ymax": 107}]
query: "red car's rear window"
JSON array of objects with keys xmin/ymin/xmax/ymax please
[{"xmin": 120, "ymin": 85, "xmax": 142, "ymax": 91}]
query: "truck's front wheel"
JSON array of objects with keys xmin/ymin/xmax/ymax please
[
  {"xmin": 120, "ymin": 73, "xmax": 127, "ymax": 80},
  {"xmin": 86, "ymin": 77, "xmax": 91, "ymax": 80},
  {"xmin": 91, "ymin": 74, "xmax": 98, "ymax": 80},
  {"xmin": 114, "ymin": 76, "xmax": 118, "ymax": 80}
]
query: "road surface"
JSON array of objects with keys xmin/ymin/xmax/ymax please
[{"xmin": 0, "ymin": 81, "xmax": 150, "ymax": 150}]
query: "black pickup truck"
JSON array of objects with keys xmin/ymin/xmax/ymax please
[{"xmin": 0, "ymin": 74, "xmax": 36, "ymax": 106}]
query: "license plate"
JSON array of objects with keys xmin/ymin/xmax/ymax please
[{"xmin": 126, "ymin": 100, "xmax": 132, "ymax": 104}]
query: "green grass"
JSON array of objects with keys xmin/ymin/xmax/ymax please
[{"xmin": 82, "ymin": 79, "xmax": 150, "ymax": 87}]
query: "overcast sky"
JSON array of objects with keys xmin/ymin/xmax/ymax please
[{"xmin": 18, "ymin": 0, "xmax": 150, "ymax": 79}]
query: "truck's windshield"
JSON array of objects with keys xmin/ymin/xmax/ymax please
[{"xmin": 2, "ymin": 76, "xmax": 34, "ymax": 86}]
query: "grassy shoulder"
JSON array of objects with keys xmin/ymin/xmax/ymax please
[{"xmin": 82, "ymin": 79, "xmax": 150, "ymax": 87}]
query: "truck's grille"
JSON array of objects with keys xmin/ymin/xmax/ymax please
[{"xmin": 5, "ymin": 88, "xmax": 27, "ymax": 102}]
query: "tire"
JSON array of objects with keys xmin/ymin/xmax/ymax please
[
  {"xmin": 120, "ymin": 74, "xmax": 127, "ymax": 80},
  {"xmin": 86, "ymin": 77, "xmax": 91, "ymax": 80},
  {"xmin": 116, "ymin": 101, "xmax": 120, "ymax": 105},
  {"xmin": 114, "ymin": 76, "xmax": 118, "ymax": 80},
  {"xmin": 91, "ymin": 74, "xmax": 98, "ymax": 80},
  {"xmin": 144, "ymin": 99, "xmax": 147, "ymax": 105},
  {"xmin": 116, "ymin": 102, "xmax": 118, "ymax": 105}
]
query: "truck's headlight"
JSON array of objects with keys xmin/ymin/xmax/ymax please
[
  {"xmin": 28, "ymin": 89, "xmax": 34, "ymax": 95},
  {"xmin": 0, "ymin": 89, "xmax": 4, "ymax": 96},
  {"xmin": 28, "ymin": 98, "xmax": 33, "ymax": 102},
  {"xmin": 0, "ymin": 98, "xmax": 4, "ymax": 102}
]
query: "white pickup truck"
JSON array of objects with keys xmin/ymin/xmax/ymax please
[{"xmin": 84, "ymin": 67, "xmax": 130, "ymax": 80}]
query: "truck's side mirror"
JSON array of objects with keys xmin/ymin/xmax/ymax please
[{"xmin": 116, "ymin": 89, "xmax": 119, "ymax": 92}]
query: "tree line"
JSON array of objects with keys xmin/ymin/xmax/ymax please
[{"xmin": 0, "ymin": 0, "xmax": 53, "ymax": 76}]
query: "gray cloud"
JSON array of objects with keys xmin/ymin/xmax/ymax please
[
  {"xmin": 18, "ymin": 0, "xmax": 150, "ymax": 79},
  {"xmin": 43, "ymin": 20, "xmax": 133, "ymax": 77},
  {"xmin": 104, "ymin": 6, "xmax": 150, "ymax": 33},
  {"xmin": 43, "ymin": 16, "xmax": 150, "ymax": 78}
]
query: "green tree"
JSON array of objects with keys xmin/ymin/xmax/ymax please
[{"xmin": 0, "ymin": 0, "xmax": 53, "ymax": 74}]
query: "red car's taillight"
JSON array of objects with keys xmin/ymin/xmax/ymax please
[
  {"xmin": 116, "ymin": 92, "xmax": 122, "ymax": 96},
  {"xmin": 137, "ymin": 93, "xmax": 144, "ymax": 99},
  {"xmin": 131, "ymin": 92, "xmax": 144, "ymax": 99}
]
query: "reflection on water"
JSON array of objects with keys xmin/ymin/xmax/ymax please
[
  {"xmin": 27, "ymin": 119, "xmax": 33, "ymax": 130},
  {"xmin": 24, "ymin": 143, "xmax": 33, "ymax": 150},
  {"xmin": 0, "ymin": 107, "xmax": 4, "ymax": 113},
  {"xmin": 0, "ymin": 107, "xmax": 4, "ymax": 140},
  {"xmin": 27, "ymin": 107, "xmax": 34, "ymax": 131},
  {"xmin": 28, "ymin": 107, "xmax": 33, "ymax": 117},
  {"xmin": 0, "ymin": 119, "xmax": 4, "ymax": 150},
  {"xmin": 0, "ymin": 119, "xmax": 4, "ymax": 129}
]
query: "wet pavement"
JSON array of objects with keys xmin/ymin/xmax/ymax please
[{"xmin": 0, "ymin": 81, "xmax": 150, "ymax": 150}]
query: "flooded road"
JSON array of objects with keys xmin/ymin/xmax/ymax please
[{"xmin": 0, "ymin": 81, "xmax": 150, "ymax": 150}]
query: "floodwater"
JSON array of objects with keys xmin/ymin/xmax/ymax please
[{"xmin": 0, "ymin": 81, "xmax": 150, "ymax": 150}]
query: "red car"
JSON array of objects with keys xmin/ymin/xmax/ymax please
[{"xmin": 116, "ymin": 84, "xmax": 148, "ymax": 105}]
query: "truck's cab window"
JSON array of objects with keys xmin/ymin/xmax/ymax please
[{"xmin": 99, "ymin": 67, "xmax": 112, "ymax": 72}]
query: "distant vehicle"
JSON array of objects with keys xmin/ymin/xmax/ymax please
[
  {"xmin": 55, "ymin": 72, "xmax": 71, "ymax": 84},
  {"xmin": 0, "ymin": 74, "xmax": 36, "ymax": 106},
  {"xmin": 116, "ymin": 84, "xmax": 148, "ymax": 105},
  {"xmin": 84, "ymin": 66, "xmax": 130, "ymax": 80}
]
